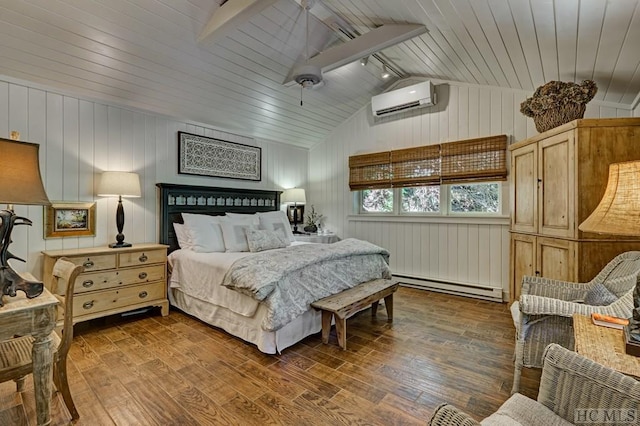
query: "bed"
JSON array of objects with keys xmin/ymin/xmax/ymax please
[{"xmin": 157, "ymin": 183, "xmax": 391, "ymax": 354}]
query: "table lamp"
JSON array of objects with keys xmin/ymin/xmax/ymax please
[
  {"xmin": 281, "ymin": 188, "xmax": 306, "ymax": 234},
  {"xmin": 0, "ymin": 137, "xmax": 51, "ymax": 305},
  {"xmin": 97, "ymin": 171, "xmax": 141, "ymax": 248},
  {"xmin": 578, "ymin": 160, "xmax": 640, "ymax": 356}
]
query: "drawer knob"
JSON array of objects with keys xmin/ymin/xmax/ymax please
[
  {"xmin": 138, "ymin": 272, "xmax": 148, "ymax": 280},
  {"xmin": 82, "ymin": 280, "xmax": 94, "ymax": 288},
  {"xmin": 139, "ymin": 254, "xmax": 148, "ymax": 262},
  {"xmin": 83, "ymin": 301, "xmax": 94, "ymax": 310},
  {"xmin": 139, "ymin": 291, "xmax": 148, "ymax": 299},
  {"xmin": 83, "ymin": 259, "xmax": 94, "ymax": 268}
]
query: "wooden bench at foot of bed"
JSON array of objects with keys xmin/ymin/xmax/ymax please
[{"xmin": 311, "ymin": 279, "xmax": 399, "ymax": 350}]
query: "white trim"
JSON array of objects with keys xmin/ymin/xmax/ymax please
[{"xmin": 348, "ymin": 214, "xmax": 510, "ymax": 225}]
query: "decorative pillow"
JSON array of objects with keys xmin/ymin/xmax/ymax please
[
  {"xmin": 245, "ymin": 228, "xmax": 288, "ymax": 252},
  {"xmin": 258, "ymin": 210, "xmax": 295, "ymax": 243},
  {"xmin": 181, "ymin": 213, "xmax": 225, "ymax": 253},
  {"xmin": 220, "ymin": 216, "xmax": 256, "ymax": 252},
  {"xmin": 583, "ymin": 282, "xmax": 618, "ymax": 306},
  {"xmin": 173, "ymin": 223, "xmax": 193, "ymax": 250}
]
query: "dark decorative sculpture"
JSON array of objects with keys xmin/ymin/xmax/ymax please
[
  {"xmin": 0, "ymin": 209, "xmax": 44, "ymax": 305},
  {"xmin": 628, "ymin": 283, "xmax": 640, "ymax": 342}
]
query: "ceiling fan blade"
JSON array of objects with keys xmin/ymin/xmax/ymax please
[
  {"xmin": 283, "ymin": 24, "xmax": 427, "ymax": 85},
  {"xmin": 198, "ymin": 0, "xmax": 280, "ymax": 43}
]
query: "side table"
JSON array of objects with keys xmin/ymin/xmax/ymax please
[
  {"xmin": 0, "ymin": 287, "xmax": 59, "ymax": 425},
  {"xmin": 293, "ymin": 233, "xmax": 339, "ymax": 244},
  {"xmin": 573, "ymin": 314, "xmax": 640, "ymax": 378}
]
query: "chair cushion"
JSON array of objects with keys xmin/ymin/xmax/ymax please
[
  {"xmin": 480, "ymin": 393, "xmax": 572, "ymax": 426},
  {"xmin": 510, "ymin": 301, "xmax": 521, "ymax": 331},
  {"xmin": 583, "ymin": 282, "xmax": 618, "ymax": 306}
]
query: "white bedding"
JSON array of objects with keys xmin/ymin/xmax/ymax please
[
  {"xmin": 168, "ymin": 242, "xmax": 319, "ymax": 353},
  {"xmin": 169, "ymin": 249, "xmax": 260, "ymax": 316}
]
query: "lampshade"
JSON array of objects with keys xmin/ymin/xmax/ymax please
[
  {"xmin": 97, "ymin": 171, "xmax": 141, "ymax": 198},
  {"xmin": 578, "ymin": 160, "xmax": 640, "ymax": 236},
  {"xmin": 0, "ymin": 138, "xmax": 50, "ymax": 206},
  {"xmin": 281, "ymin": 188, "xmax": 306, "ymax": 204}
]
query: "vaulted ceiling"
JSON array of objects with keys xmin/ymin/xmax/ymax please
[{"xmin": 0, "ymin": 0, "xmax": 638, "ymax": 149}]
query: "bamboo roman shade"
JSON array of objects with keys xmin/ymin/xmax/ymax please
[
  {"xmin": 348, "ymin": 134, "xmax": 507, "ymax": 190},
  {"xmin": 390, "ymin": 145, "xmax": 440, "ymax": 187},
  {"xmin": 349, "ymin": 151, "xmax": 391, "ymax": 190},
  {"xmin": 440, "ymin": 135, "xmax": 508, "ymax": 184}
]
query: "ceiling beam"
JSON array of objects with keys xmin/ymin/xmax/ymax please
[
  {"xmin": 283, "ymin": 24, "xmax": 428, "ymax": 85},
  {"xmin": 198, "ymin": 0, "xmax": 279, "ymax": 43}
]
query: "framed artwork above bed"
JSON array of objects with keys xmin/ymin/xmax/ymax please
[{"xmin": 178, "ymin": 132, "xmax": 261, "ymax": 181}]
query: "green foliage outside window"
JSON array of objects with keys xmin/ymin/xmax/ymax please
[
  {"xmin": 360, "ymin": 183, "xmax": 500, "ymax": 214},
  {"xmin": 450, "ymin": 183, "xmax": 499, "ymax": 213},
  {"xmin": 401, "ymin": 187, "xmax": 439, "ymax": 212},
  {"xmin": 362, "ymin": 189, "xmax": 393, "ymax": 212}
]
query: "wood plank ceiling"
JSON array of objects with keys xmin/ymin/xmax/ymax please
[{"xmin": 0, "ymin": 0, "xmax": 638, "ymax": 148}]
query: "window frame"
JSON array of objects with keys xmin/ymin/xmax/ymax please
[{"xmin": 358, "ymin": 182, "xmax": 503, "ymax": 217}]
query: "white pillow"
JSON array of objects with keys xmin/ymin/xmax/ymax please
[
  {"xmin": 225, "ymin": 212, "xmax": 260, "ymax": 226},
  {"xmin": 220, "ymin": 216, "xmax": 256, "ymax": 252},
  {"xmin": 245, "ymin": 228, "xmax": 288, "ymax": 252},
  {"xmin": 181, "ymin": 213, "xmax": 225, "ymax": 253},
  {"xmin": 173, "ymin": 223, "xmax": 193, "ymax": 250},
  {"xmin": 257, "ymin": 210, "xmax": 295, "ymax": 243}
]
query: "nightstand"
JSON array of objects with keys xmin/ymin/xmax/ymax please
[
  {"xmin": 293, "ymin": 233, "xmax": 339, "ymax": 244},
  {"xmin": 42, "ymin": 243, "xmax": 169, "ymax": 323}
]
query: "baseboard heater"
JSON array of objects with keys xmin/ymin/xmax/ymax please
[{"xmin": 393, "ymin": 274, "xmax": 504, "ymax": 302}]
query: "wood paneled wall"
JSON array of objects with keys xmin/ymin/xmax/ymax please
[
  {"xmin": 0, "ymin": 77, "xmax": 308, "ymax": 279},
  {"xmin": 308, "ymin": 81, "xmax": 633, "ymax": 299},
  {"xmin": 2, "ymin": 74, "xmax": 634, "ymax": 298}
]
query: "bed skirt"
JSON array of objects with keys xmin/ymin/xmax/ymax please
[{"xmin": 169, "ymin": 287, "xmax": 323, "ymax": 354}]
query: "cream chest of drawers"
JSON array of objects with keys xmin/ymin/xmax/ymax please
[{"xmin": 42, "ymin": 243, "xmax": 169, "ymax": 323}]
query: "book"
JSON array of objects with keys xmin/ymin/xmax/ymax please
[{"xmin": 591, "ymin": 313, "xmax": 629, "ymax": 330}]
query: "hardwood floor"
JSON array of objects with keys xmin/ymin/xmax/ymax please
[{"xmin": 0, "ymin": 287, "xmax": 540, "ymax": 425}]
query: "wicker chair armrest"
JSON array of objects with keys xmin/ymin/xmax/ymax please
[
  {"xmin": 537, "ymin": 344, "xmax": 640, "ymax": 422},
  {"xmin": 429, "ymin": 404, "xmax": 481, "ymax": 426},
  {"xmin": 521, "ymin": 276, "xmax": 590, "ymax": 299},
  {"xmin": 519, "ymin": 295, "xmax": 585, "ymax": 317},
  {"xmin": 520, "ymin": 291, "xmax": 633, "ymax": 318}
]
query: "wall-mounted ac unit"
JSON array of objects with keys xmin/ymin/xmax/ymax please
[{"xmin": 371, "ymin": 80, "xmax": 436, "ymax": 117}]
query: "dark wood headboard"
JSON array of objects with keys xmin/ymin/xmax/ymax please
[{"xmin": 156, "ymin": 183, "xmax": 281, "ymax": 253}]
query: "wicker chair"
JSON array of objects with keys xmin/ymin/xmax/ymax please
[
  {"xmin": 0, "ymin": 258, "xmax": 84, "ymax": 421},
  {"xmin": 429, "ymin": 343, "xmax": 640, "ymax": 426},
  {"xmin": 510, "ymin": 251, "xmax": 640, "ymax": 394}
]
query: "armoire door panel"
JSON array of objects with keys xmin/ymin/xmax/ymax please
[
  {"xmin": 511, "ymin": 144, "xmax": 537, "ymax": 234},
  {"xmin": 539, "ymin": 132, "xmax": 575, "ymax": 238},
  {"xmin": 537, "ymin": 237, "xmax": 575, "ymax": 282}
]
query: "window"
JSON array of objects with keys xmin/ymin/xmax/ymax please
[
  {"xmin": 360, "ymin": 182, "xmax": 501, "ymax": 215},
  {"xmin": 350, "ymin": 134, "xmax": 507, "ymax": 217},
  {"xmin": 362, "ymin": 189, "xmax": 393, "ymax": 213},
  {"xmin": 449, "ymin": 183, "xmax": 499, "ymax": 213},
  {"xmin": 401, "ymin": 186, "xmax": 439, "ymax": 213}
]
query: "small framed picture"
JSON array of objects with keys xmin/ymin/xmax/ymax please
[{"xmin": 44, "ymin": 202, "xmax": 96, "ymax": 238}]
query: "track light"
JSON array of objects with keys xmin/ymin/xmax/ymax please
[
  {"xmin": 381, "ymin": 64, "xmax": 391, "ymax": 79},
  {"xmin": 360, "ymin": 56, "xmax": 368, "ymax": 66}
]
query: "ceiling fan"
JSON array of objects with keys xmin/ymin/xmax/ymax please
[
  {"xmin": 198, "ymin": 0, "xmax": 428, "ymax": 90},
  {"xmin": 291, "ymin": 0, "xmax": 323, "ymax": 91},
  {"xmin": 285, "ymin": 0, "xmax": 428, "ymax": 91}
]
